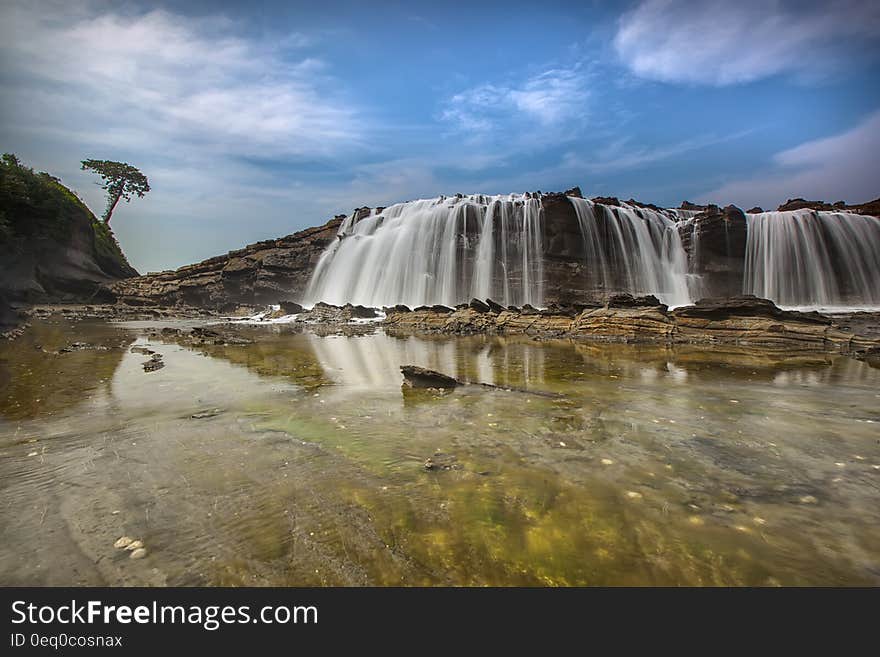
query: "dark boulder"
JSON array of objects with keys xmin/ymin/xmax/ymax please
[
  {"xmin": 607, "ymin": 293, "xmax": 665, "ymax": 310},
  {"xmin": 469, "ymin": 298, "xmax": 491, "ymax": 313},
  {"xmin": 345, "ymin": 304, "xmax": 379, "ymax": 319},
  {"xmin": 280, "ymin": 301, "xmax": 304, "ymax": 315},
  {"xmin": 673, "ymin": 295, "xmax": 831, "ymax": 324},
  {"xmin": 485, "ymin": 298, "xmax": 506, "ymax": 313},
  {"xmin": 746, "ymin": 206, "xmax": 764, "ymax": 214},
  {"xmin": 400, "ymin": 365, "xmax": 460, "ymax": 389},
  {"xmin": 414, "ymin": 304, "xmax": 454, "ymax": 313}
]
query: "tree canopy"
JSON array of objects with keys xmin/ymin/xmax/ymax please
[{"xmin": 81, "ymin": 159, "xmax": 150, "ymax": 226}]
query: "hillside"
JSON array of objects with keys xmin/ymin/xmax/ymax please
[{"xmin": 0, "ymin": 154, "xmax": 137, "ymax": 303}]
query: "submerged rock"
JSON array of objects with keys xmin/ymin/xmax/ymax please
[
  {"xmin": 142, "ymin": 354, "xmax": 164, "ymax": 372},
  {"xmin": 400, "ymin": 365, "xmax": 460, "ymax": 389},
  {"xmin": 423, "ymin": 452, "xmax": 460, "ymax": 472}
]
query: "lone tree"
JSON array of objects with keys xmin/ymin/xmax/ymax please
[{"xmin": 81, "ymin": 159, "xmax": 150, "ymax": 226}]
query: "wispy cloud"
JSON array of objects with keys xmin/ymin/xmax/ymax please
[
  {"xmin": 0, "ymin": 1, "xmax": 370, "ymax": 272},
  {"xmin": 614, "ymin": 0, "xmax": 880, "ymax": 86},
  {"xmin": 0, "ymin": 2, "xmax": 363, "ymax": 158},
  {"xmin": 441, "ymin": 65, "xmax": 590, "ymax": 135},
  {"xmin": 562, "ymin": 129, "xmax": 754, "ymax": 174},
  {"xmin": 700, "ymin": 110, "xmax": 880, "ymax": 208}
]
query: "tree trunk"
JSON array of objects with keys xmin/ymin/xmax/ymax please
[{"xmin": 104, "ymin": 192, "xmax": 122, "ymax": 226}]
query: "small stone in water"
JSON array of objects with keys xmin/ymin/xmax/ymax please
[
  {"xmin": 835, "ymin": 462, "xmax": 845, "ymax": 467},
  {"xmin": 600, "ymin": 458, "xmax": 614, "ymax": 466},
  {"xmin": 126, "ymin": 540, "xmax": 144, "ymax": 551},
  {"xmin": 799, "ymin": 495, "xmax": 818, "ymax": 504},
  {"xmin": 129, "ymin": 548, "xmax": 147, "ymax": 560},
  {"xmin": 114, "ymin": 536, "xmax": 133, "ymax": 549},
  {"xmin": 625, "ymin": 491, "xmax": 642, "ymax": 500},
  {"xmin": 558, "ymin": 441, "xmax": 566, "ymax": 447},
  {"xmin": 27, "ymin": 452, "xmax": 38, "ymax": 457},
  {"xmin": 753, "ymin": 517, "xmax": 767, "ymax": 525},
  {"xmin": 688, "ymin": 516, "xmax": 705, "ymax": 526}
]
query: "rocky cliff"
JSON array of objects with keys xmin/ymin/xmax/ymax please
[
  {"xmin": 104, "ymin": 189, "xmax": 878, "ymax": 311},
  {"xmin": 111, "ymin": 217, "xmax": 341, "ymax": 310},
  {"xmin": 0, "ymin": 155, "xmax": 137, "ymax": 304},
  {"xmin": 100, "ymin": 193, "xmax": 757, "ymax": 309}
]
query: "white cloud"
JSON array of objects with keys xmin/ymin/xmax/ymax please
[
  {"xmin": 441, "ymin": 66, "xmax": 590, "ymax": 134},
  {"xmin": 700, "ymin": 111, "xmax": 880, "ymax": 208},
  {"xmin": 0, "ymin": 1, "xmax": 370, "ymax": 272},
  {"xmin": 614, "ymin": 0, "xmax": 880, "ymax": 85},
  {"xmin": 0, "ymin": 4, "xmax": 362, "ymax": 158}
]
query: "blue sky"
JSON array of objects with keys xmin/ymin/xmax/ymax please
[{"xmin": 1, "ymin": 0, "xmax": 879, "ymax": 273}]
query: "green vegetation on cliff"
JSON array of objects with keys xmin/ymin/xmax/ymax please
[{"xmin": 0, "ymin": 154, "xmax": 137, "ymax": 302}]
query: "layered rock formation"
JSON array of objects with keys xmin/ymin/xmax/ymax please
[
  {"xmin": 384, "ymin": 295, "xmax": 879, "ymax": 358},
  {"xmin": 111, "ymin": 218, "xmax": 341, "ymax": 310}
]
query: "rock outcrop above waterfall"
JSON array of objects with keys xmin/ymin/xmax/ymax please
[
  {"xmin": 677, "ymin": 204, "xmax": 747, "ymax": 298},
  {"xmin": 777, "ymin": 197, "xmax": 880, "ymax": 215},
  {"xmin": 111, "ymin": 217, "xmax": 342, "ymax": 309},
  {"xmin": 384, "ymin": 295, "xmax": 879, "ymax": 357}
]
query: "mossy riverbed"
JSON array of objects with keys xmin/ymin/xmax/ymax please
[{"xmin": 1, "ymin": 316, "xmax": 878, "ymax": 585}]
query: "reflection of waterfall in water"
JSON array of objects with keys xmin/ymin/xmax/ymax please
[
  {"xmin": 568, "ymin": 198, "xmax": 695, "ymax": 307},
  {"xmin": 305, "ymin": 195, "xmax": 544, "ymax": 308},
  {"xmin": 306, "ymin": 333, "xmax": 546, "ymax": 393},
  {"xmin": 744, "ymin": 210, "xmax": 880, "ymax": 309},
  {"xmin": 307, "ymin": 334, "xmax": 458, "ymax": 389}
]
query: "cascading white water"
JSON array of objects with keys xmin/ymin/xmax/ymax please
[
  {"xmin": 744, "ymin": 210, "xmax": 880, "ymax": 309},
  {"xmin": 305, "ymin": 194, "xmax": 543, "ymax": 308},
  {"xmin": 567, "ymin": 197, "xmax": 695, "ymax": 307}
]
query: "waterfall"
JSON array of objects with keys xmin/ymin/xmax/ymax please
[
  {"xmin": 568, "ymin": 198, "xmax": 695, "ymax": 307},
  {"xmin": 304, "ymin": 194, "xmax": 544, "ymax": 308},
  {"xmin": 744, "ymin": 210, "xmax": 880, "ymax": 309},
  {"xmin": 305, "ymin": 193, "xmax": 699, "ymax": 309}
]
